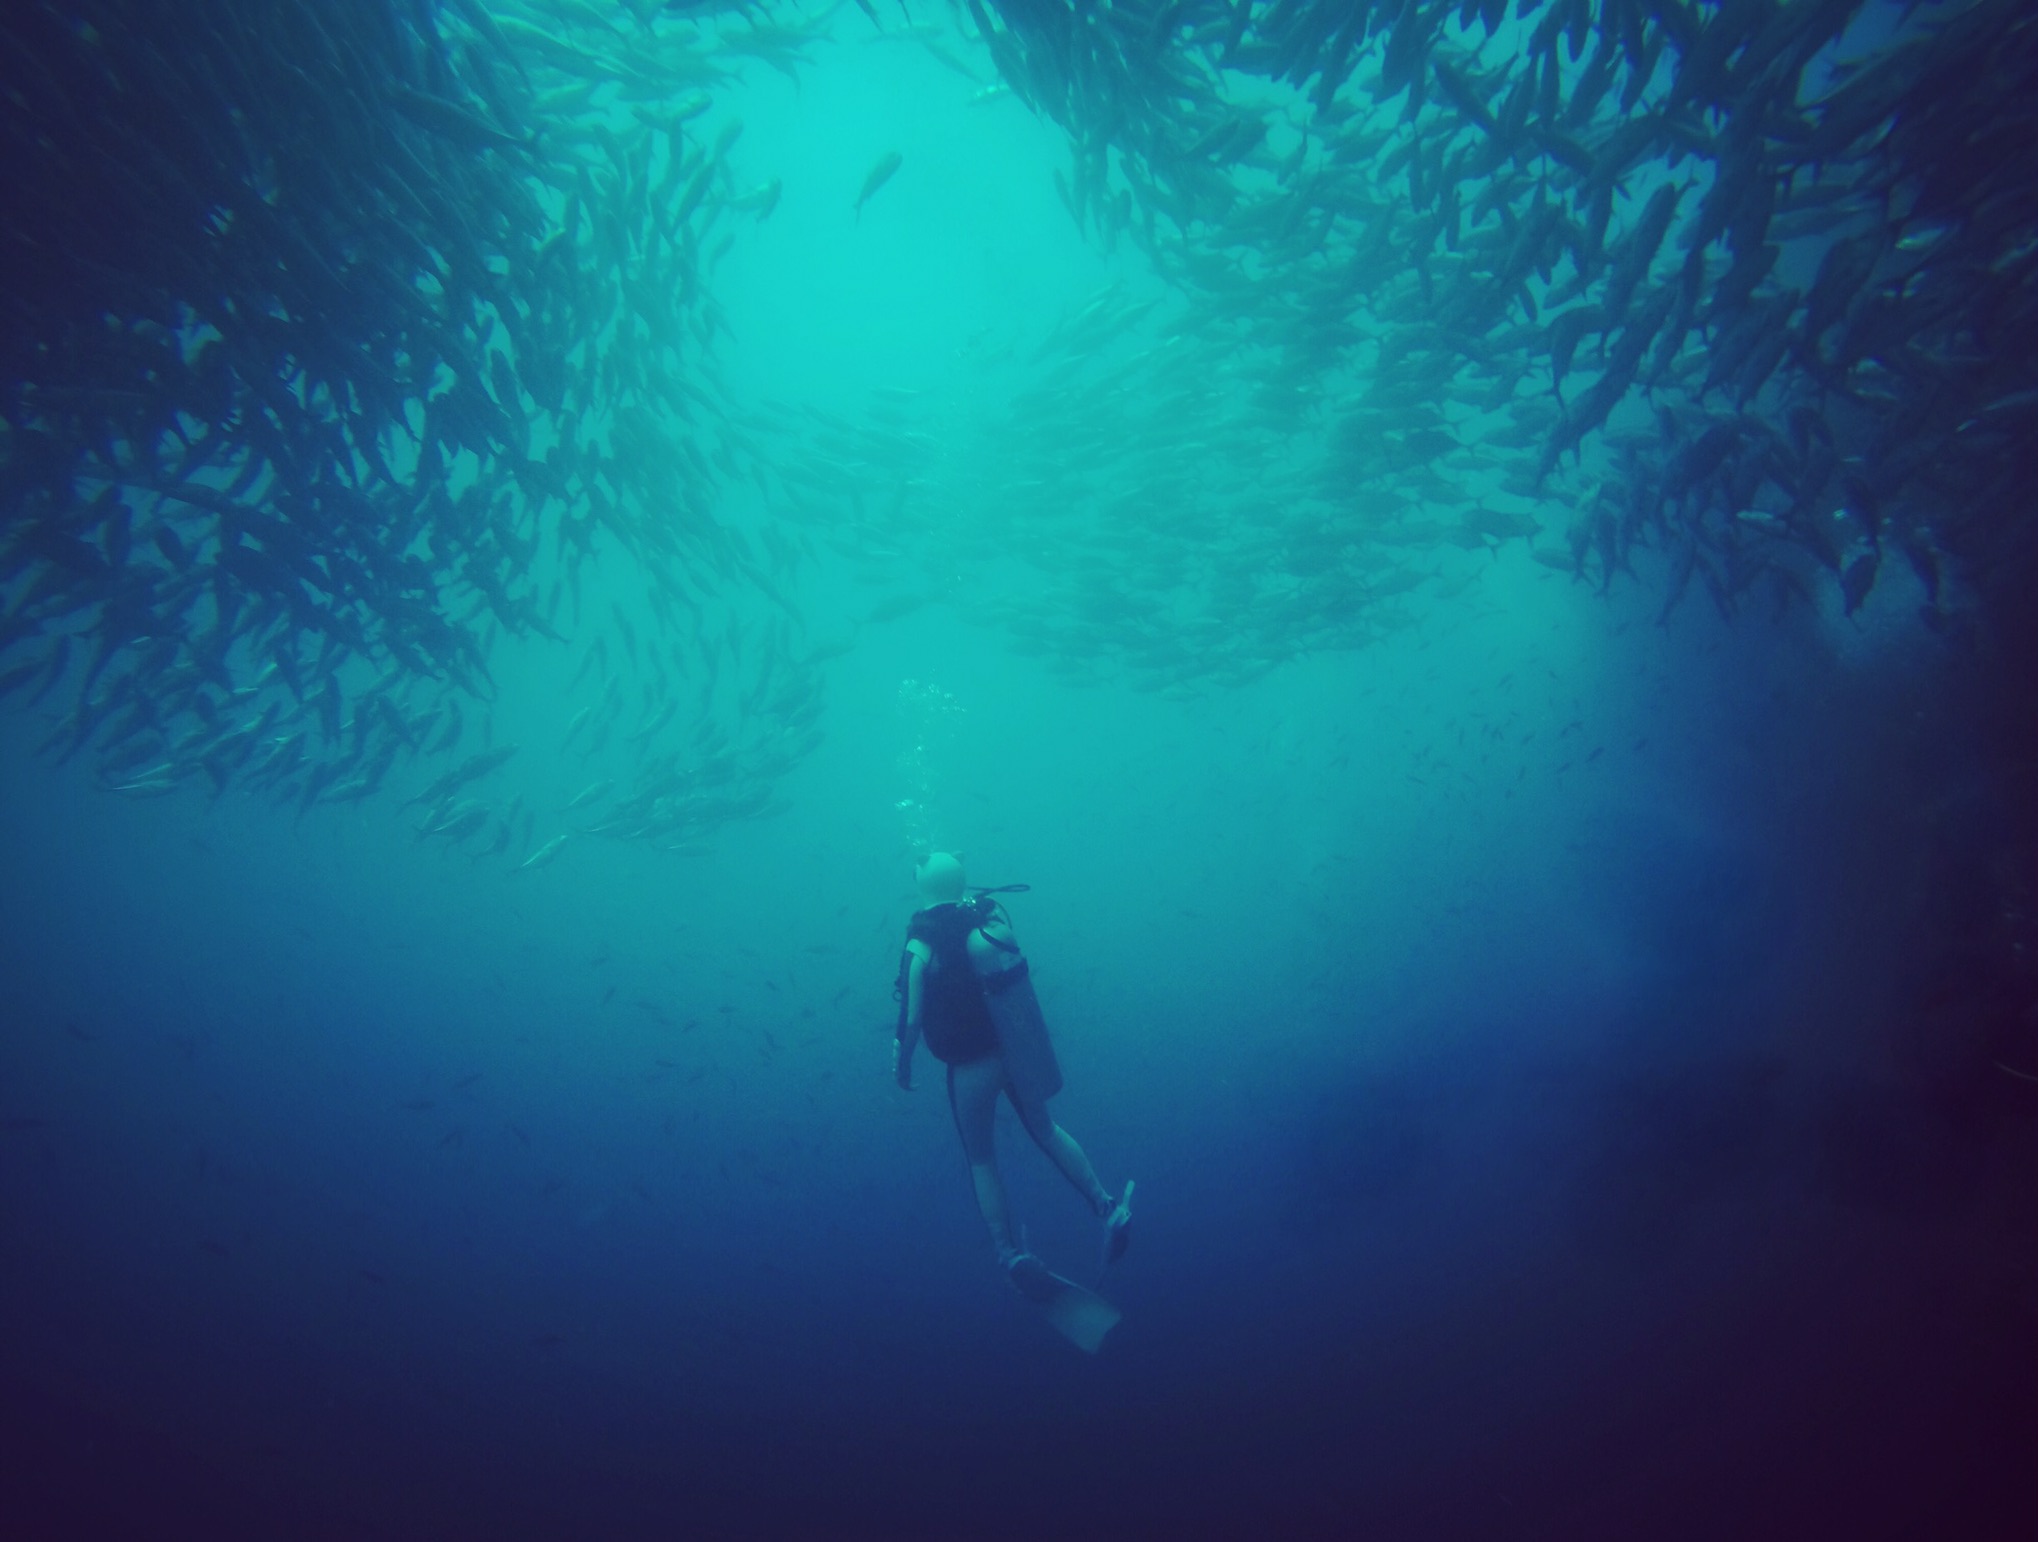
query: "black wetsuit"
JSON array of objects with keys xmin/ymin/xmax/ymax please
[{"xmin": 901, "ymin": 903, "xmax": 998, "ymax": 1065}]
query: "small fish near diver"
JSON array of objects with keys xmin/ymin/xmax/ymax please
[{"xmin": 853, "ymin": 150, "xmax": 903, "ymax": 221}]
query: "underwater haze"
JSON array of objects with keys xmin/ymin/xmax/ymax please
[{"xmin": 3, "ymin": 3, "xmax": 2035, "ymax": 1539}]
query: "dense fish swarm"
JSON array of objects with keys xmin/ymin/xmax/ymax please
[
  {"xmin": 762, "ymin": 0, "xmax": 2038, "ymax": 690},
  {"xmin": 1, "ymin": 0, "xmax": 826, "ymax": 858},
  {"xmin": 4, "ymin": 0, "xmax": 2036, "ymax": 829}
]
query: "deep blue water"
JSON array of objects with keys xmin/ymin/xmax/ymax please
[
  {"xmin": 8, "ymin": 567, "xmax": 2032, "ymax": 1539},
  {"xmin": 3, "ymin": 4, "xmax": 2035, "ymax": 1540}
]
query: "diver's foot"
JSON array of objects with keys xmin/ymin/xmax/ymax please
[
  {"xmin": 999, "ymin": 1247, "xmax": 1056, "ymax": 1303},
  {"xmin": 1100, "ymin": 1179, "xmax": 1135, "ymax": 1278}
]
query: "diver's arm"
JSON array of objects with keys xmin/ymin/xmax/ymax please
[{"xmin": 895, "ymin": 946, "xmax": 927, "ymax": 1090}]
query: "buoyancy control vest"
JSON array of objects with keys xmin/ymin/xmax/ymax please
[
  {"xmin": 894, "ymin": 889, "xmax": 1062, "ymax": 1101},
  {"xmin": 897, "ymin": 900, "xmax": 999, "ymax": 1064}
]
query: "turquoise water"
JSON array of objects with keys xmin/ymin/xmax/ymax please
[{"xmin": 2, "ymin": 4, "xmax": 2033, "ymax": 1538}]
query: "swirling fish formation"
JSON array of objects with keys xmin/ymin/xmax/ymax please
[
  {"xmin": 0, "ymin": 0, "xmax": 831, "ymax": 862},
  {"xmin": 5, "ymin": 1, "xmax": 2035, "ymax": 829},
  {"xmin": 973, "ymin": 0, "xmax": 2038, "ymax": 624},
  {"xmin": 758, "ymin": 0, "xmax": 2036, "ymax": 689}
]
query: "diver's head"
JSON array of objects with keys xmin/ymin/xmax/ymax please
[{"xmin": 915, "ymin": 850, "xmax": 967, "ymax": 906}]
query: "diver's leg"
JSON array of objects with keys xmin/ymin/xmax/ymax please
[
  {"xmin": 1008, "ymin": 1082, "xmax": 1115, "ymax": 1217},
  {"xmin": 948, "ymin": 1057, "xmax": 1017, "ymax": 1257},
  {"xmin": 1010, "ymin": 1081, "xmax": 1135, "ymax": 1277}
]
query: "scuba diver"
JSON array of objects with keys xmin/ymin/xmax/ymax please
[{"xmin": 893, "ymin": 852, "xmax": 1134, "ymax": 1348}]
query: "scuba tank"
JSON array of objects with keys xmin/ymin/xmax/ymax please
[{"xmin": 963, "ymin": 887, "xmax": 1064, "ymax": 1106}]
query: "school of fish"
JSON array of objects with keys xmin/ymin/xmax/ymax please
[{"xmin": 1, "ymin": 0, "xmax": 2031, "ymax": 848}]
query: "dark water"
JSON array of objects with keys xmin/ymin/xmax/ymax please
[
  {"xmin": 3, "ymin": 4, "xmax": 2035, "ymax": 1540},
  {"xmin": 7, "ymin": 572, "xmax": 2031, "ymax": 1540}
]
